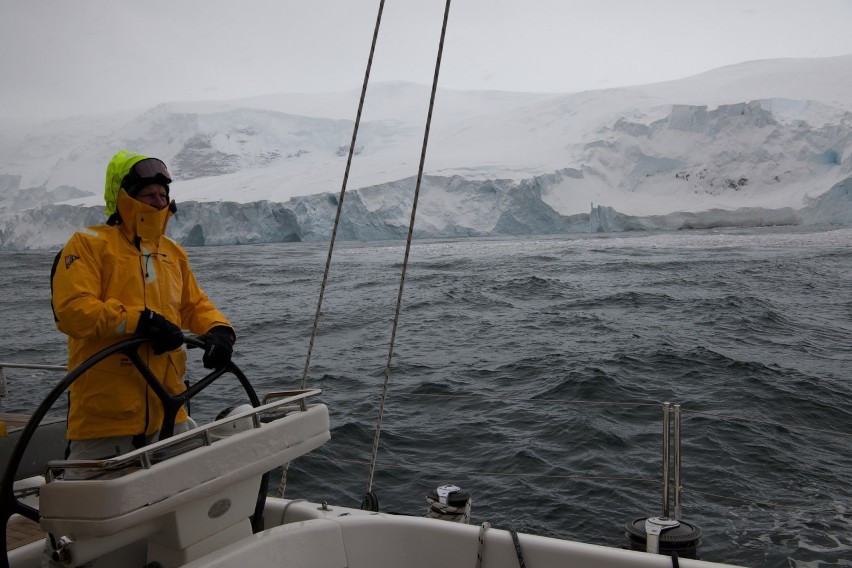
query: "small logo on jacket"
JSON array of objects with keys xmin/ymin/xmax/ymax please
[{"xmin": 64, "ymin": 255, "xmax": 80, "ymax": 269}]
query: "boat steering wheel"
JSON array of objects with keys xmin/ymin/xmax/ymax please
[{"xmin": 0, "ymin": 335, "xmax": 264, "ymax": 566}]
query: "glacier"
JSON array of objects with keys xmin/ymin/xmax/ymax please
[
  {"xmin": 2, "ymin": 172, "xmax": 850, "ymax": 251},
  {"xmin": 1, "ymin": 56, "xmax": 851, "ymax": 250}
]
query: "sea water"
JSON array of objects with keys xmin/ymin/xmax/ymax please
[{"xmin": 2, "ymin": 226, "xmax": 851, "ymax": 567}]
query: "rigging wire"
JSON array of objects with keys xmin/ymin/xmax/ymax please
[
  {"xmin": 299, "ymin": 0, "xmax": 386, "ymax": 392},
  {"xmin": 278, "ymin": 0, "xmax": 386, "ymax": 500},
  {"xmin": 364, "ymin": 0, "xmax": 453, "ymax": 499}
]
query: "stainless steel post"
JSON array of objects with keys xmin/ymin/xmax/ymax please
[
  {"xmin": 673, "ymin": 404, "xmax": 682, "ymax": 520},
  {"xmin": 662, "ymin": 402, "xmax": 671, "ymax": 518}
]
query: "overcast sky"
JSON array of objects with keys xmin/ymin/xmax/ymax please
[{"xmin": 2, "ymin": 0, "xmax": 851, "ymax": 119}]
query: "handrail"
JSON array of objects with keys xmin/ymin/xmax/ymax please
[{"xmin": 45, "ymin": 388, "xmax": 322, "ymax": 482}]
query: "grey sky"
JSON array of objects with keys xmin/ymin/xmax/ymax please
[{"xmin": 2, "ymin": 0, "xmax": 851, "ymax": 119}]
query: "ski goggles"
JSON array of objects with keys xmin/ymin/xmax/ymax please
[{"xmin": 128, "ymin": 158, "xmax": 172, "ymax": 185}]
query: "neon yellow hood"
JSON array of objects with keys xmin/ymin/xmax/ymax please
[{"xmin": 104, "ymin": 150, "xmax": 150, "ymax": 216}]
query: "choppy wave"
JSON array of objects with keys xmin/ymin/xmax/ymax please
[{"xmin": 2, "ymin": 226, "xmax": 851, "ymax": 566}]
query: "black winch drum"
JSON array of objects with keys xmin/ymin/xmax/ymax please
[{"xmin": 625, "ymin": 517, "xmax": 702, "ymax": 558}]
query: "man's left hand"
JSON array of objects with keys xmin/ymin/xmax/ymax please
[{"xmin": 199, "ymin": 326, "xmax": 236, "ymax": 369}]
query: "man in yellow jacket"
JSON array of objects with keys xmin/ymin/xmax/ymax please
[{"xmin": 51, "ymin": 150, "xmax": 236, "ymax": 459}]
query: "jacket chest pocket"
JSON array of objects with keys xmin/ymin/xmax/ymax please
[{"xmin": 147, "ymin": 255, "xmax": 184, "ymax": 319}]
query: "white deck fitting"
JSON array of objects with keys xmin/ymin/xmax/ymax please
[{"xmin": 37, "ymin": 399, "xmax": 329, "ymax": 566}]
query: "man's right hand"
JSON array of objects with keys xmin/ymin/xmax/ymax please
[{"xmin": 136, "ymin": 309, "xmax": 184, "ymax": 354}]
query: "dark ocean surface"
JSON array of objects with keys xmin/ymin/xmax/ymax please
[{"xmin": 2, "ymin": 226, "xmax": 851, "ymax": 567}]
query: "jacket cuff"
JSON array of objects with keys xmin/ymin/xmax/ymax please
[
  {"xmin": 207, "ymin": 325, "xmax": 236, "ymax": 344},
  {"xmin": 126, "ymin": 308, "xmax": 145, "ymax": 335}
]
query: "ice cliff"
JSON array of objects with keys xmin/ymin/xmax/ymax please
[
  {"xmin": 1, "ymin": 56, "xmax": 851, "ymax": 250},
  {"xmin": 3, "ymin": 172, "xmax": 850, "ymax": 251}
]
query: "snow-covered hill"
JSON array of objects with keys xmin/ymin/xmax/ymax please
[{"xmin": 1, "ymin": 55, "xmax": 850, "ymax": 250}]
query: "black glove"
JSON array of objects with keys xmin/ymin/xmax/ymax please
[
  {"xmin": 199, "ymin": 326, "xmax": 235, "ymax": 369},
  {"xmin": 136, "ymin": 309, "xmax": 184, "ymax": 355}
]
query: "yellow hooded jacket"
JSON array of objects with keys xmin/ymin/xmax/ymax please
[{"xmin": 52, "ymin": 187, "xmax": 233, "ymax": 440}]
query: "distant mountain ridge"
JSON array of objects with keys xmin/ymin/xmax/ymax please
[{"xmin": 0, "ymin": 55, "xmax": 850, "ymax": 250}]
